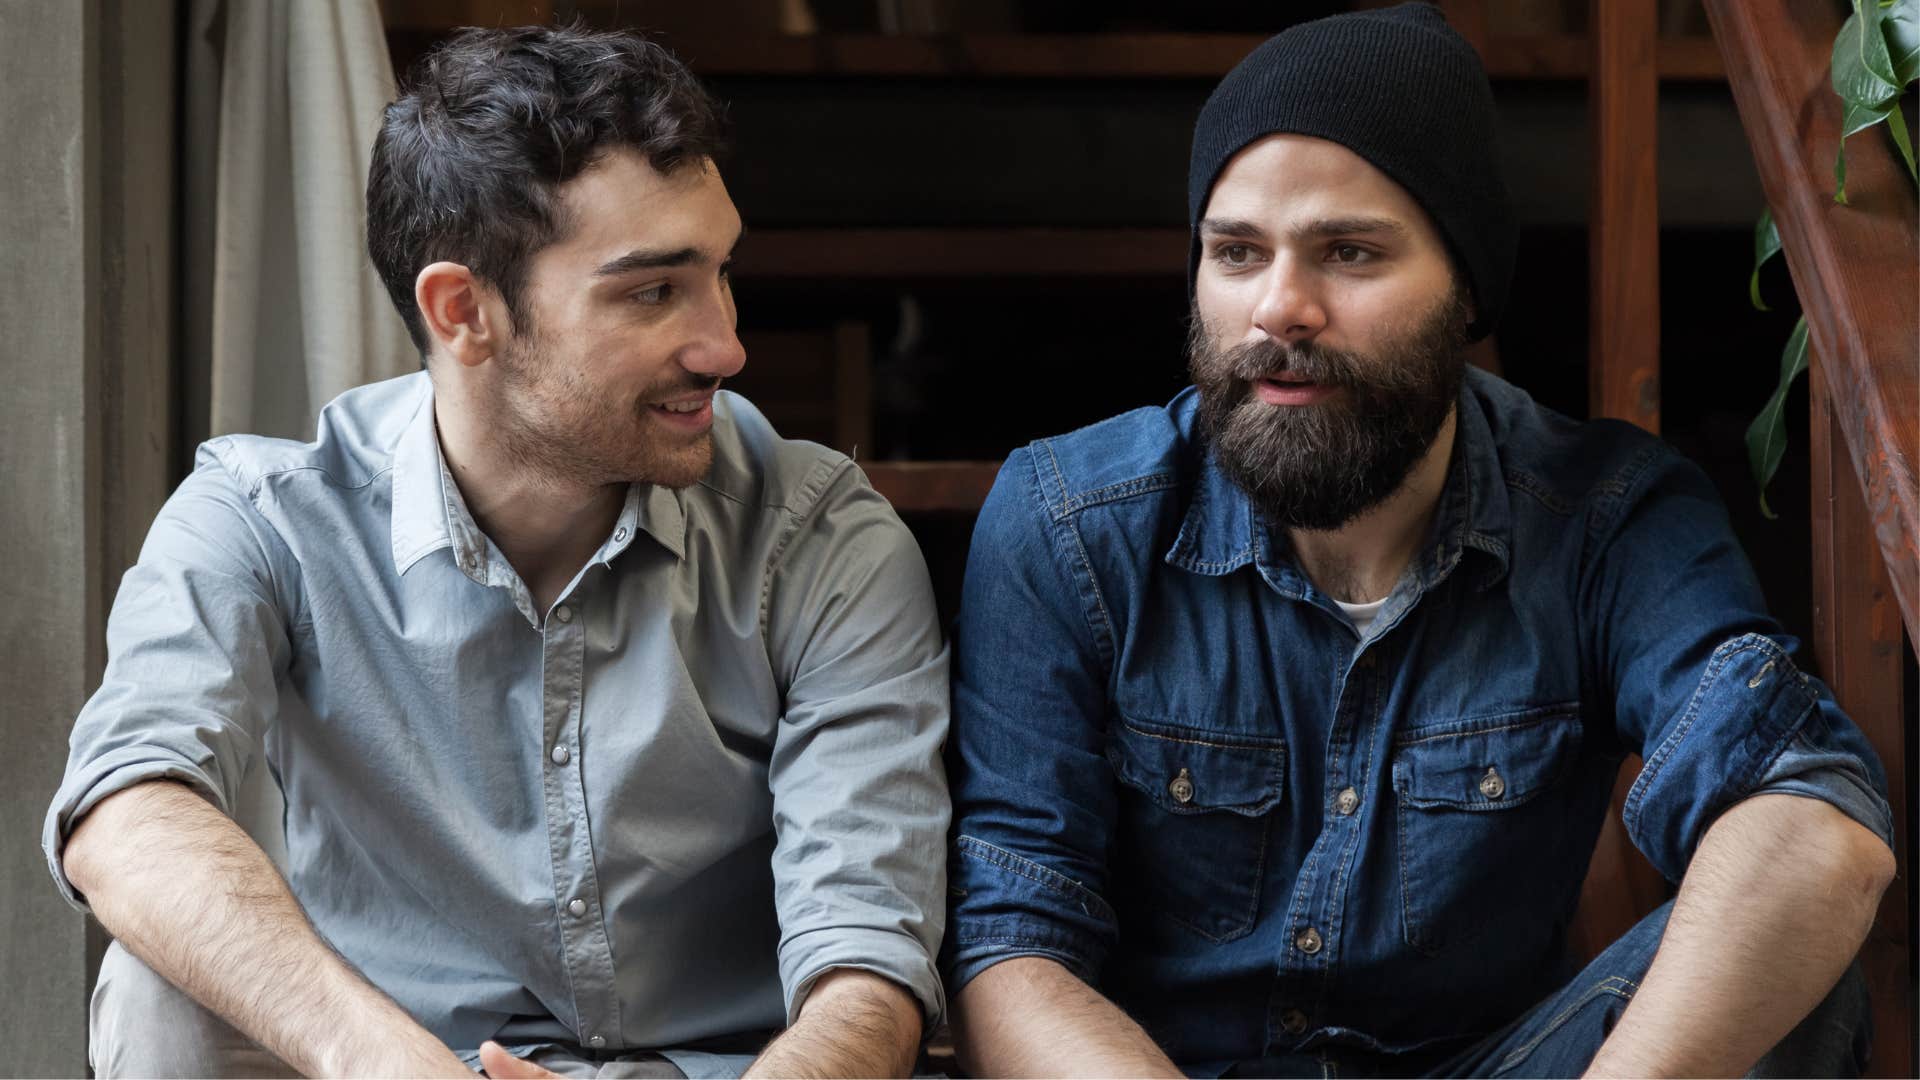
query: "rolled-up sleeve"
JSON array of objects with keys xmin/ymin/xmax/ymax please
[
  {"xmin": 942, "ymin": 449, "xmax": 1122, "ymax": 994},
  {"xmin": 1581, "ymin": 446, "xmax": 1893, "ymax": 883},
  {"xmin": 42, "ymin": 448, "xmax": 294, "ymax": 910},
  {"xmin": 764, "ymin": 460, "xmax": 951, "ymax": 1029}
]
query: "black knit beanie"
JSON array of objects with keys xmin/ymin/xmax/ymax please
[{"xmin": 1187, "ymin": 2, "xmax": 1515, "ymax": 341}]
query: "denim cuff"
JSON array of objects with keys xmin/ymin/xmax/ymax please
[{"xmin": 941, "ymin": 835, "xmax": 1113, "ymax": 992}]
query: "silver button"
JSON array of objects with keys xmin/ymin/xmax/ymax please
[
  {"xmin": 1294, "ymin": 927, "xmax": 1323, "ymax": 955},
  {"xmin": 1168, "ymin": 767, "xmax": 1195, "ymax": 805},
  {"xmin": 551, "ymin": 744, "xmax": 571, "ymax": 766},
  {"xmin": 587, "ymin": 1035, "xmax": 606, "ymax": 1049},
  {"xmin": 1335, "ymin": 787, "xmax": 1360, "ymax": 816},
  {"xmin": 1479, "ymin": 766, "xmax": 1506, "ymax": 800},
  {"xmin": 554, "ymin": 605, "xmax": 573, "ymax": 624},
  {"xmin": 614, "ymin": 526, "xmax": 629, "ymax": 542},
  {"xmin": 567, "ymin": 897, "xmax": 587, "ymax": 917},
  {"xmin": 1280, "ymin": 1007, "xmax": 1309, "ymax": 1035}
]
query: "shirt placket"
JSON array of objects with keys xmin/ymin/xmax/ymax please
[
  {"xmin": 1268, "ymin": 638, "xmax": 1386, "ymax": 1050},
  {"xmin": 538, "ymin": 592, "xmax": 623, "ymax": 1050}
]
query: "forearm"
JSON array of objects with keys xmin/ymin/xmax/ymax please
[
  {"xmin": 64, "ymin": 780, "xmax": 467, "ymax": 1078},
  {"xmin": 1586, "ymin": 793, "xmax": 1894, "ymax": 1078},
  {"xmin": 953, "ymin": 956, "xmax": 1181, "ymax": 1078},
  {"xmin": 744, "ymin": 969, "xmax": 922, "ymax": 1079}
]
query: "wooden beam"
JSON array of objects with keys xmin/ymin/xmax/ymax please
[
  {"xmin": 1810, "ymin": 359, "xmax": 1913, "ymax": 1080},
  {"xmin": 1703, "ymin": 0, "xmax": 1920, "ymax": 649},
  {"xmin": 1588, "ymin": 0, "xmax": 1662, "ymax": 433}
]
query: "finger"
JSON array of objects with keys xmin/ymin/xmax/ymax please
[{"xmin": 478, "ymin": 1040, "xmax": 564, "ymax": 1079}]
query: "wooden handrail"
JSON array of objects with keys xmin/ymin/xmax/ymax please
[{"xmin": 1704, "ymin": 0, "xmax": 1920, "ymax": 649}]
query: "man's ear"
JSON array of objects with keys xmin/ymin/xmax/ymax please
[{"xmin": 414, "ymin": 261, "xmax": 502, "ymax": 368}]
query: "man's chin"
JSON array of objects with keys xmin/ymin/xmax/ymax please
[{"xmin": 623, "ymin": 433, "xmax": 714, "ymax": 490}]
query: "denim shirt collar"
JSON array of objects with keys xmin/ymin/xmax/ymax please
[
  {"xmin": 387, "ymin": 379, "xmax": 687, "ymax": 582},
  {"xmin": 1163, "ymin": 379, "xmax": 1512, "ymax": 597}
]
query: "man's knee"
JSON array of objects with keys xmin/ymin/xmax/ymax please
[{"xmin": 91, "ymin": 941, "xmax": 297, "ymax": 1079}]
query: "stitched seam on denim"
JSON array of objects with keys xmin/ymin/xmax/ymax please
[
  {"xmin": 1024, "ymin": 449, "xmax": 1119, "ymax": 668},
  {"xmin": 1051, "ymin": 474, "xmax": 1181, "ymax": 518},
  {"xmin": 1502, "ymin": 467, "xmax": 1576, "ymax": 516},
  {"xmin": 1393, "ymin": 705, "xmax": 1583, "ymax": 745},
  {"xmin": 1155, "ymin": 809, "xmax": 1271, "ymax": 943},
  {"xmin": 1038, "ymin": 440, "xmax": 1073, "ymax": 519},
  {"xmin": 1064, "ymin": 517, "xmax": 1119, "ymax": 669},
  {"xmin": 1494, "ymin": 975, "xmax": 1639, "ymax": 1075},
  {"xmin": 955, "ymin": 835, "xmax": 1115, "ymax": 923},
  {"xmin": 1584, "ymin": 442, "xmax": 1665, "ymax": 544},
  {"xmin": 1394, "ymin": 781, "xmax": 1436, "ymax": 956},
  {"xmin": 1115, "ymin": 718, "xmax": 1289, "ymax": 751},
  {"xmin": 1622, "ymin": 634, "xmax": 1785, "ymax": 844}
]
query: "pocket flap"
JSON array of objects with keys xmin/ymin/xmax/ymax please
[
  {"xmin": 1108, "ymin": 717, "xmax": 1286, "ymax": 816},
  {"xmin": 1393, "ymin": 709, "xmax": 1582, "ymax": 810}
]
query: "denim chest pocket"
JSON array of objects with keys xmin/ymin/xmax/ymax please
[
  {"xmin": 1107, "ymin": 716, "xmax": 1286, "ymax": 943},
  {"xmin": 1392, "ymin": 707, "xmax": 1583, "ymax": 957}
]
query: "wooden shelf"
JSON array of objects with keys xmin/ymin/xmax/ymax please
[
  {"xmin": 743, "ymin": 227, "xmax": 1187, "ymax": 279},
  {"xmin": 641, "ymin": 33, "xmax": 1726, "ymax": 82},
  {"xmin": 860, "ymin": 461, "xmax": 1000, "ymax": 513}
]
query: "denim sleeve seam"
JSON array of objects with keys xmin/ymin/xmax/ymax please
[
  {"xmin": 1025, "ymin": 447, "xmax": 1118, "ymax": 670},
  {"xmin": 956, "ymin": 835, "xmax": 1116, "ymax": 924},
  {"xmin": 1623, "ymin": 634, "xmax": 1811, "ymax": 844}
]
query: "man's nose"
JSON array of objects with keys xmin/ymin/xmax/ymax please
[
  {"xmin": 681, "ymin": 288, "xmax": 746, "ymax": 381},
  {"xmin": 1249, "ymin": 259, "xmax": 1328, "ymax": 346}
]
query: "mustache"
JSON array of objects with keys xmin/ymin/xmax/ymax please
[
  {"xmin": 641, "ymin": 374, "xmax": 723, "ymax": 403},
  {"xmin": 1209, "ymin": 336, "xmax": 1369, "ymax": 390}
]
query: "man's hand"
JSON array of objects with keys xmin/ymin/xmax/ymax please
[
  {"xmin": 743, "ymin": 968, "xmax": 922, "ymax": 1078},
  {"xmin": 1584, "ymin": 794, "xmax": 1893, "ymax": 1077},
  {"xmin": 479, "ymin": 1040, "xmax": 562, "ymax": 1078},
  {"xmin": 952, "ymin": 956, "xmax": 1181, "ymax": 1078}
]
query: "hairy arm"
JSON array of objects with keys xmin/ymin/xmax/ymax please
[
  {"xmin": 1584, "ymin": 793, "xmax": 1894, "ymax": 1078},
  {"xmin": 953, "ymin": 957, "xmax": 1181, "ymax": 1078},
  {"xmin": 743, "ymin": 969, "xmax": 922, "ymax": 1078},
  {"xmin": 65, "ymin": 780, "xmax": 470, "ymax": 1078}
]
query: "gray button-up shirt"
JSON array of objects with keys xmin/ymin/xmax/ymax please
[{"xmin": 45, "ymin": 372, "xmax": 950, "ymax": 1057}]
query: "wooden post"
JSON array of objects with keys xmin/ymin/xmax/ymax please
[
  {"xmin": 1810, "ymin": 359, "xmax": 1913, "ymax": 1079},
  {"xmin": 1588, "ymin": 0, "xmax": 1662, "ymax": 432}
]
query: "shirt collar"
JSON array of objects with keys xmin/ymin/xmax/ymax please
[
  {"xmin": 387, "ymin": 380, "xmax": 690, "ymax": 578},
  {"xmin": 1163, "ymin": 376, "xmax": 1513, "ymax": 593}
]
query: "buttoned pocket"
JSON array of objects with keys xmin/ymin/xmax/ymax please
[
  {"xmin": 1107, "ymin": 716, "xmax": 1286, "ymax": 943},
  {"xmin": 1392, "ymin": 706, "xmax": 1584, "ymax": 956}
]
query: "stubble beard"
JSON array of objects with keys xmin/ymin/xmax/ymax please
[
  {"xmin": 490, "ymin": 330, "xmax": 717, "ymax": 492},
  {"xmin": 1188, "ymin": 287, "xmax": 1471, "ymax": 532}
]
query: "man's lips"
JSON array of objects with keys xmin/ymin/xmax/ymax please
[
  {"xmin": 1252, "ymin": 375, "xmax": 1338, "ymax": 406},
  {"xmin": 646, "ymin": 392, "xmax": 715, "ymax": 430}
]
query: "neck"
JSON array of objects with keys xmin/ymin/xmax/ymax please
[
  {"xmin": 432, "ymin": 379, "xmax": 625, "ymax": 613},
  {"xmin": 1287, "ymin": 408, "xmax": 1457, "ymax": 604}
]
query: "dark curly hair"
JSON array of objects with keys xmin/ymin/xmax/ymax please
[{"xmin": 368, "ymin": 24, "xmax": 728, "ymax": 356}]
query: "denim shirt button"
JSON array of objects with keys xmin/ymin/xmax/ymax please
[
  {"xmin": 1168, "ymin": 767, "xmax": 1195, "ymax": 805},
  {"xmin": 1335, "ymin": 787, "xmax": 1360, "ymax": 815},
  {"xmin": 1280, "ymin": 1008, "xmax": 1310, "ymax": 1035},
  {"xmin": 1294, "ymin": 927, "xmax": 1323, "ymax": 954},
  {"xmin": 1479, "ymin": 766, "xmax": 1506, "ymax": 800}
]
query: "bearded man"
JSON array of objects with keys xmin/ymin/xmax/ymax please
[
  {"xmin": 943, "ymin": 6, "xmax": 1894, "ymax": 1077},
  {"xmin": 46, "ymin": 25, "xmax": 946, "ymax": 1079}
]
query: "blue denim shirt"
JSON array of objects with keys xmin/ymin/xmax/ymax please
[{"xmin": 944, "ymin": 369, "xmax": 1892, "ymax": 1075}]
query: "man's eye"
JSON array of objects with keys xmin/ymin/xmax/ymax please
[
  {"xmin": 1330, "ymin": 244, "xmax": 1370, "ymax": 264},
  {"xmin": 1215, "ymin": 243, "xmax": 1256, "ymax": 266},
  {"xmin": 718, "ymin": 258, "xmax": 735, "ymax": 283},
  {"xmin": 631, "ymin": 283, "xmax": 672, "ymax": 305}
]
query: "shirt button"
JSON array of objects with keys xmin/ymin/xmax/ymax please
[
  {"xmin": 588, "ymin": 1035, "xmax": 606, "ymax": 1049},
  {"xmin": 554, "ymin": 605, "xmax": 573, "ymax": 624},
  {"xmin": 1168, "ymin": 768, "xmax": 1195, "ymax": 805},
  {"xmin": 614, "ymin": 526, "xmax": 629, "ymax": 543},
  {"xmin": 1295, "ymin": 926, "xmax": 1323, "ymax": 955},
  {"xmin": 1335, "ymin": 787, "xmax": 1360, "ymax": 815},
  {"xmin": 1479, "ymin": 766, "xmax": 1506, "ymax": 800},
  {"xmin": 1280, "ymin": 1008, "xmax": 1310, "ymax": 1035},
  {"xmin": 567, "ymin": 897, "xmax": 587, "ymax": 917},
  {"xmin": 551, "ymin": 744, "xmax": 571, "ymax": 766}
]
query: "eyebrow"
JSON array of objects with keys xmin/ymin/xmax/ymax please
[
  {"xmin": 592, "ymin": 227, "xmax": 746, "ymax": 278},
  {"xmin": 1198, "ymin": 215, "xmax": 1408, "ymax": 243}
]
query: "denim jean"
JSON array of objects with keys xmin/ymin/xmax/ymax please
[{"xmin": 1215, "ymin": 900, "xmax": 1871, "ymax": 1078}]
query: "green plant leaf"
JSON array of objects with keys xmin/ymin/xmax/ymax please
[
  {"xmin": 1835, "ymin": 96, "xmax": 1898, "ymax": 201},
  {"xmin": 1834, "ymin": 3, "xmax": 1901, "ymax": 110},
  {"xmin": 1890, "ymin": 99, "xmax": 1919, "ymax": 179},
  {"xmin": 1746, "ymin": 315, "xmax": 1812, "ymax": 519},
  {"xmin": 1882, "ymin": 0, "xmax": 1919, "ymax": 86},
  {"xmin": 1750, "ymin": 208, "xmax": 1782, "ymax": 310}
]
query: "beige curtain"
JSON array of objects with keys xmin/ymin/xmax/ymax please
[
  {"xmin": 183, "ymin": 0, "xmax": 414, "ymax": 450},
  {"xmin": 180, "ymin": 0, "xmax": 414, "ymax": 861}
]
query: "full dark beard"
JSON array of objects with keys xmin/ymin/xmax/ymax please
[{"xmin": 1188, "ymin": 288, "xmax": 1470, "ymax": 531}]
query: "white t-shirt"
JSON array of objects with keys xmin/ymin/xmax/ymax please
[{"xmin": 1335, "ymin": 595, "xmax": 1389, "ymax": 637}]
